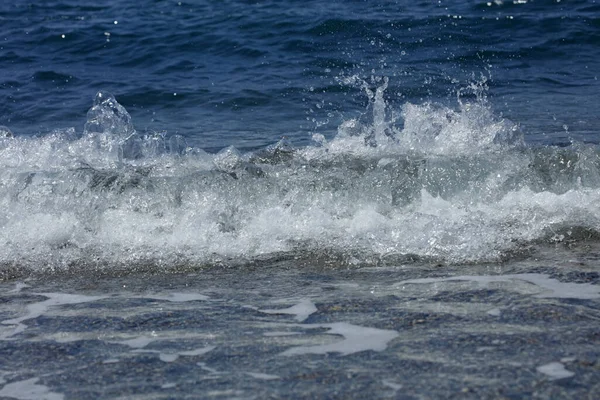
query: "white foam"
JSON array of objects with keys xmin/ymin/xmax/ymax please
[
  {"xmin": 117, "ymin": 335, "xmax": 158, "ymax": 349},
  {"xmin": 1, "ymin": 293, "xmax": 106, "ymax": 337},
  {"xmin": 178, "ymin": 346, "xmax": 216, "ymax": 357},
  {"xmin": 0, "ymin": 378, "xmax": 64, "ymax": 400},
  {"xmin": 282, "ymin": 322, "xmax": 399, "ymax": 356},
  {"xmin": 536, "ymin": 362, "xmax": 575, "ymax": 380},
  {"xmin": 161, "ymin": 382, "xmax": 177, "ymax": 389},
  {"xmin": 142, "ymin": 293, "xmax": 210, "ymax": 302},
  {"xmin": 197, "ymin": 362, "xmax": 219, "ymax": 374},
  {"xmin": 519, "ymin": 274, "xmax": 600, "ymax": 299},
  {"xmin": 244, "ymin": 372, "xmax": 280, "ymax": 380},
  {"xmin": 1, "ymin": 82, "xmax": 599, "ymax": 272},
  {"xmin": 159, "ymin": 353, "xmax": 179, "ymax": 363},
  {"xmin": 52, "ymin": 332, "xmax": 87, "ymax": 343},
  {"xmin": 382, "ymin": 379, "xmax": 403, "ymax": 391},
  {"xmin": 486, "ymin": 308, "xmax": 502, "ymax": 316},
  {"xmin": 560, "ymin": 356, "xmax": 576, "ymax": 363},
  {"xmin": 263, "ymin": 331, "xmax": 302, "ymax": 337},
  {"xmin": 9, "ymin": 282, "xmax": 30, "ymax": 293},
  {"xmin": 397, "ymin": 274, "xmax": 600, "ymax": 300},
  {"xmin": 259, "ymin": 299, "xmax": 317, "ymax": 322},
  {"xmin": 131, "ymin": 345, "xmax": 215, "ymax": 363}
]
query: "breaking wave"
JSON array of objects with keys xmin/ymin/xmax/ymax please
[{"xmin": 2, "ymin": 77, "xmax": 600, "ymax": 279}]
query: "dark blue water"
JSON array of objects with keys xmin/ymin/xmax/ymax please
[
  {"xmin": 1, "ymin": 0, "xmax": 598, "ymax": 149},
  {"xmin": 1, "ymin": 0, "xmax": 600, "ymax": 276}
]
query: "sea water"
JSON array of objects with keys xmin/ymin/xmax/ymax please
[{"xmin": 1, "ymin": 0, "xmax": 599, "ymax": 398}]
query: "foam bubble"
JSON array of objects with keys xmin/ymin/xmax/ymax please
[
  {"xmin": 281, "ymin": 322, "xmax": 399, "ymax": 356},
  {"xmin": 487, "ymin": 308, "xmax": 502, "ymax": 316},
  {"xmin": 1, "ymin": 293, "xmax": 106, "ymax": 337},
  {"xmin": 142, "ymin": 293, "xmax": 210, "ymax": 302},
  {"xmin": 178, "ymin": 346, "xmax": 217, "ymax": 357},
  {"xmin": 161, "ymin": 383, "xmax": 177, "ymax": 389},
  {"xmin": 158, "ymin": 353, "xmax": 179, "ymax": 363},
  {"xmin": 131, "ymin": 345, "xmax": 215, "ymax": 363},
  {"xmin": 382, "ymin": 379, "xmax": 403, "ymax": 391},
  {"xmin": 396, "ymin": 274, "xmax": 600, "ymax": 300},
  {"xmin": 536, "ymin": 362, "xmax": 575, "ymax": 380},
  {"xmin": 197, "ymin": 362, "xmax": 220, "ymax": 374},
  {"xmin": 117, "ymin": 336, "xmax": 158, "ymax": 349},
  {"xmin": 259, "ymin": 299, "xmax": 318, "ymax": 322},
  {"xmin": 244, "ymin": 372, "xmax": 280, "ymax": 380},
  {"xmin": 0, "ymin": 125, "xmax": 14, "ymax": 138},
  {"xmin": 0, "ymin": 378, "xmax": 64, "ymax": 400}
]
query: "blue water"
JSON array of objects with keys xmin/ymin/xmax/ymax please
[
  {"xmin": 2, "ymin": 0, "xmax": 598, "ymax": 148},
  {"xmin": 1, "ymin": 0, "xmax": 600, "ymax": 276}
]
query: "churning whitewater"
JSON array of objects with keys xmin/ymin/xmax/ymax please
[{"xmin": 1, "ymin": 79, "xmax": 600, "ymax": 278}]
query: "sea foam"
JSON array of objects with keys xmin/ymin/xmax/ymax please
[{"xmin": 1, "ymin": 81, "xmax": 600, "ymax": 277}]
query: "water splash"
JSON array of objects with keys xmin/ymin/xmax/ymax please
[
  {"xmin": 0, "ymin": 125, "xmax": 13, "ymax": 138},
  {"xmin": 0, "ymin": 79, "xmax": 599, "ymax": 278},
  {"xmin": 84, "ymin": 92, "xmax": 136, "ymax": 140},
  {"xmin": 321, "ymin": 75, "xmax": 522, "ymax": 157},
  {"xmin": 331, "ymin": 75, "xmax": 397, "ymax": 149}
]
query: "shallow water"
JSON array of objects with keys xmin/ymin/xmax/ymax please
[{"xmin": 1, "ymin": 250, "xmax": 599, "ymax": 399}]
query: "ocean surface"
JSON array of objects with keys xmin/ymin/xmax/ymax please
[{"xmin": 1, "ymin": 0, "xmax": 600, "ymax": 398}]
